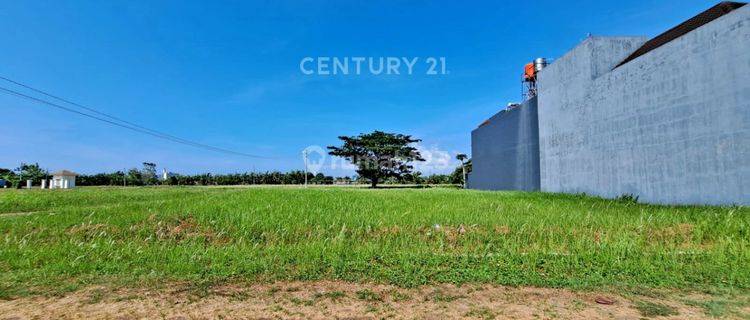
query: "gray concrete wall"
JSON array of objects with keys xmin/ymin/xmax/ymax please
[
  {"xmin": 468, "ymin": 96, "xmax": 540, "ymax": 191},
  {"xmin": 537, "ymin": 6, "xmax": 750, "ymax": 205}
]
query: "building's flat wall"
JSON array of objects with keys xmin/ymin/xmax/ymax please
[
  {"xmin": 468, "ymin": 96, "xmax": 540, "ymax": 191},
  {"xmin": 537, "ymin": 7, "xmax": 750, "ymax": 205}
]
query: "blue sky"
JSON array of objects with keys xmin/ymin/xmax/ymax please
[{"xmin": 0, "ymin": 0, "xmax": 719, "ymax": 176}]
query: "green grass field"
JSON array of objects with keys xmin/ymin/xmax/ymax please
[{"xmin": 0, "ymin": 186, "xmax": 748, "ymax": 297}]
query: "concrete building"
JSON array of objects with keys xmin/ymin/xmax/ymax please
[
  {"xmin": 50, "ymin": 170, "xmax": 77, "ymax": 189},
  {"xmin": 468, "ymin": 97, "xmax": 540, "ymax": 191},
  {"xmin": 469, "ymin": 2, "xmax": 749, "ymax": 205}
]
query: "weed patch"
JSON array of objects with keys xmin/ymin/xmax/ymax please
[
  {"xmin": 356, "ymin": 289, "xmax": 382, "ymax": 302},
  {"xmin": 634, "ymin": 301, "xmax": 679, "ymax": 317}
]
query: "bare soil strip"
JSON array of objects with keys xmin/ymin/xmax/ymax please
[{"xmin": 2, "ymin": 281, "xmax": 743, "ymax": 319}]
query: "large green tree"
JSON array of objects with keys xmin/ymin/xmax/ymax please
[
  {"xmin": 328, "ymin": 131, "xmax": 425, "ymax": 188},
  {"xmin": 15, "ymin": 163, "xmax": 47, "ymax": 185}
]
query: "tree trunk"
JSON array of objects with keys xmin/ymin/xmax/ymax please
[
  {"xmin": 370, "ymin": 178, "xmax": 378, "ymax": 188},
  {"xmin": 462, "ymin": 165, "xmax": 467, "ymax": 189}
]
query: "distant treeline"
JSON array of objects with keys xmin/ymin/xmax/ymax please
[
  {"xmin": 78, "ymin": 170, "xmax": 329, "ymax": 186},
  {"xmin": 1, "ymin": 162, "xmax": 465, "ymax": 187},
  {"xmin": 76, "ymin": 170, "xmax": 462, "ymax": 186}
]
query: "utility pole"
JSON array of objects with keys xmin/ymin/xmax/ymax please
[
  {"xmin": 303, "ymin": 149, "xmax": 308, "ymax": 188},
  {"xmin": 123, "ymin": 168, "xmax": 126, "ymax": 187}
]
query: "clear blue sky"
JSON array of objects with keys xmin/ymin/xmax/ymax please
[{"xmin": 0, "ymin": 0, "xmax": 719, "ymax": 176}]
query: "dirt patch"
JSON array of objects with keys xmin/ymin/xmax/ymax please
[{"xmin": 0, "ymin": 281, "xmax": 736, "ymax": 320}]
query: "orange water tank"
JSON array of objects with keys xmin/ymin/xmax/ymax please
[{"xmin": 524, "ymin": 63, "xmax": 536, "ymax": 81}]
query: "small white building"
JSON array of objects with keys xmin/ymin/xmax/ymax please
[{"xmin": 50, "ymin": 170, "xmax": 78, "ymax": 189}]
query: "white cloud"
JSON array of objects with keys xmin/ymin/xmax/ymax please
[{"xmin": 413, "ymin": 144, "xmax": 458, "ymax": 174}]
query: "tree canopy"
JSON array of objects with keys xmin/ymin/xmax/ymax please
[
  {"xmin": 15, "ymin": 163, "xmax": 47, "ymax": 185},
  {"xmin": 327, "ymin": 131, "xmax": 425, "ymax": 188}
]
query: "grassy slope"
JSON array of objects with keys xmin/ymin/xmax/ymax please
[{"xmin": 0, "ymin": 186, "xmax": 748, "ymax": 296}]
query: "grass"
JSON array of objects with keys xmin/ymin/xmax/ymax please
[
  {"xmin": 634, "ymin": 300, "xmax": 679, "ymax": 317},
  {"xmin": 465, "ymin": 307, "xmax": 496, "ymax": 320},
  {"xmin": 389, "ymin": 290, "xmax": 411, "ymax": 302},
  {"xmin": 314, "ymin": 290, "xmax": 346, "ymax": 301},
  {"xmin": 355, "ymin": 289, "xmax": 383, "ymax": 302},
  {"xmin": 682, "ymin": 294, "xmax": 750, "ymax": 318},
  {"xmin": 429, "ymin": 289, "xmax": 464, "ymax": 302},
  {"xmin": 0, "ymin": 186, "xmax": 748, "ymax": 298},
  {"xmin": 683, "ymin": 298, "xmax": 729, "ymax": 317}
]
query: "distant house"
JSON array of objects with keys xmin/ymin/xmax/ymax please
[{"xmin": 50, "ymin": 170, "xmax": 78, "ymax": 189}]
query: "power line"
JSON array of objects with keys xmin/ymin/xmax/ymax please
[
  {"xmin": 0, "ymin": 80, "xmax": 271, "ymax": 159},
  {"xmin": 0, "ymin": 75, "xmax": 191, "ymax": 141}
]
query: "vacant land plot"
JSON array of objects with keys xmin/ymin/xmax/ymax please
[{"xmin": 0, "ymin": 186, "xmax": 748, "ymax": 318}]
